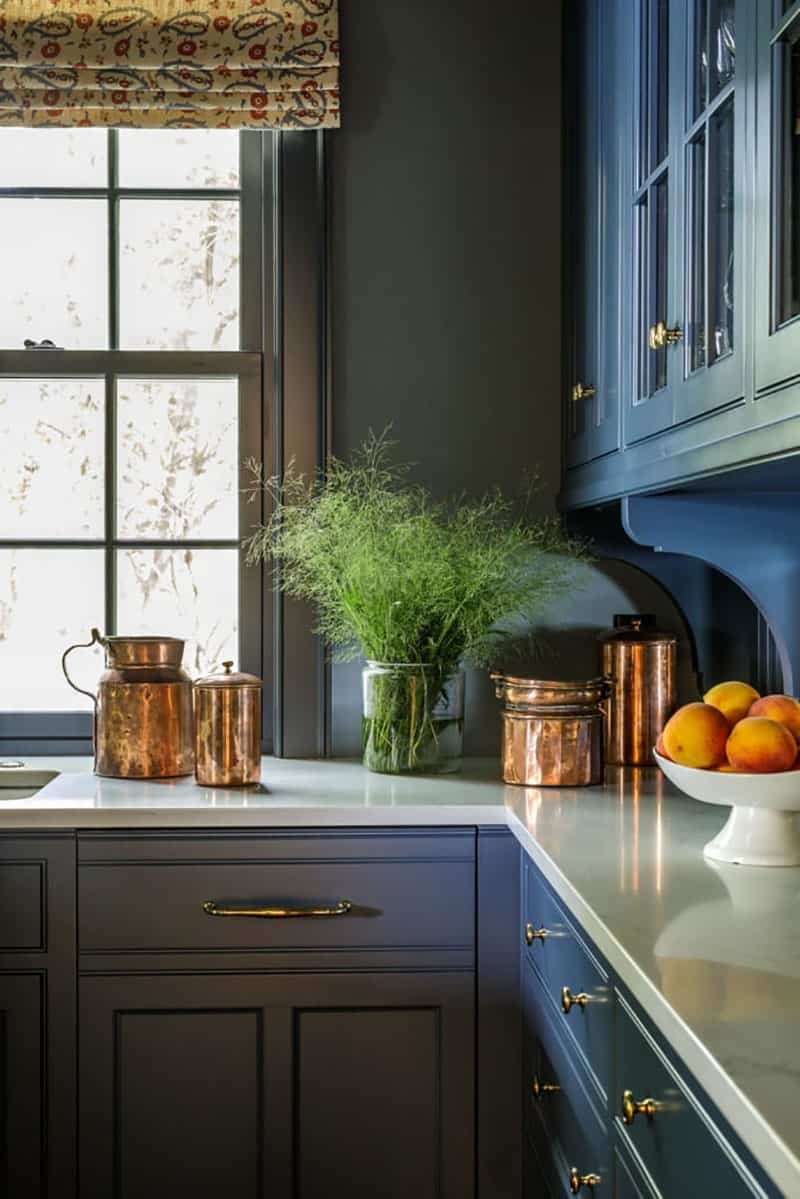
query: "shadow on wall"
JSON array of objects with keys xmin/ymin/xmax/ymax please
[{"xmin": 330, "ymin": 558, "xmax": 700, "ymax": 758}]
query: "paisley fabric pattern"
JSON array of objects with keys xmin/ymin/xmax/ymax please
[{"xmin": 0, "ymin": 0, "xmax": 339, "ymax": 127}]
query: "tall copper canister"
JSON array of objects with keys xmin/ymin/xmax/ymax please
[
  {"xmin": 61, "ymin": 628, "xmax": 194, "ymax": 778},
  {"xmin": 599, "ymin": 614, "xmax": 676, "ymax": 766},
  {"xmin": 194, "ymin": 661, "xmax": 262, "ymax": 786}
]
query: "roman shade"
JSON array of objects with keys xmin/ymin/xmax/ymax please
[{"xmin": 0, "ymin": 0, "xmax": 339, "ymax": 127}]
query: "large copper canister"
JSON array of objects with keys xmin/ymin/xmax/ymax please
[
  {"xmin": 599, "ymin": 614, "xmax": 676, "ymax": 766},
  {"xmin": 61, "ymin": 628, "xmax": 194, "ymax": 778},
  {"xmin": 194, "ymin": 661, "xmax": 262, "ymax": 787},
  {"xmin": 492, "ymin": 674, "xmax": 611, "ymax": 786}
]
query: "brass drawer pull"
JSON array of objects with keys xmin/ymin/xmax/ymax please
[
  {"xmin": 532, "ymin": 1074, "xmax": 560, "ymax": 1099},
  {"xmin": 561, "ymin": 985, "xmax": 589, "ymax": 1014},
  {"xmin": 569, "ymin": 1168, "xmax": 601, "ymax": 1193},
  {"xmin": 648, "ymin": 320, "xmax": 683, "ymax": 350},
  {"xmin": 203, "ymin": 899, "xmax": 353, "ymax": 919},
  {"xmin": 525, "ymin": 922, "xmax": 549, "ymax": 945},
  {"xmin": 571, "ymin": 381, "xmax": 595, "ymax": 402},
  {"xmin": 621, "ymin": 1089, "xmax": 657, "ymax": 1125}
]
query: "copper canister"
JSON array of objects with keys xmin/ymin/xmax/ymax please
[
  {"xmin": 492, "ymin": 674, "xmax": 611, "ymax": 786},
  {"xmin": 194, "ymin": 661, "xmax": 262, "ymax": 786},
  {"xmin": 61, "ymin": 628, "xmax": 194, "ymax": 778},
  {"xmin": 599, "ymin": 614, "xmax": 676, "ymax": 766}
]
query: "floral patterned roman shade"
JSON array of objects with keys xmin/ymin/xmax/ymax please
[{"xmin": 0, "ymin": 0, "xmax": 339, "ymax": 127}]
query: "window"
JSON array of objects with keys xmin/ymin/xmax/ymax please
[{"xmin": 0, "ymin": 129, "xmax": 267, "ymax": 749}]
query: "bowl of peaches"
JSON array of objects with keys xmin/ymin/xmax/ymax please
[{"xmin": 654, "ymin": 683, "xmax": 800, "ymax": 867}]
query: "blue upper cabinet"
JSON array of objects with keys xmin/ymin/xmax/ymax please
[
  {"xmin": 564, "ymin": 0, "xmax": 622, "ymax": 468},
  {"xmin": 753, "ymin": 0, "xmax": 800, "ymax": 395},
  {"xmin": 626, "ymin": 0, "xmax": 747, "ymax": 444}
]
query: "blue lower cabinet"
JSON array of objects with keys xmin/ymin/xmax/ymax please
[{"xmin": 521, "ymin": 851, "xmax": 780, "ymax": 1199}]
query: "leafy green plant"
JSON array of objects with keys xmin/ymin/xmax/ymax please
[{"xmin": 244, "ymin": 432, "xmax": 586, "ymax": 771}]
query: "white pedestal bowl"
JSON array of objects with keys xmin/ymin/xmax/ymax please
[{"xmin": 654, "ymin": 750, "xmax": 800, "ymax": 867}]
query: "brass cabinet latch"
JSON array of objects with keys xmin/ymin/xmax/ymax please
[
  {"xmin": 571, "ymin": 381, "xmax": 596, "ymax": 402},
  {"xmin": 561, "ymin": 985, "xmax": 590, "ymax": 1014},
  {"xmin": 621, "ymin": 1089, "xmax": 658, "ymax": 1125},
  {"xmin": 648, "ymin": 320, "xmax": 683, "ymax": 350},
  {"xmin": 569, "ymin": 1167, "xmax": 602, "ymax": 1193},
  {"xmin": 532, "ymin": 1074, "xmax": 561, "ymax": 1100},
  {"xmin": 525, "ymin": 922, "xmax": 549, "ymax": 945}
]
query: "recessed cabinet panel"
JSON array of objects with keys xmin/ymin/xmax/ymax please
[{"xmin": 0, "ymin": 976, "xmax": 43, "ymax": 1199}]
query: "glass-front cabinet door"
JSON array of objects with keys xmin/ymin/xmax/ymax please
[
  {"xmin": 676, "ymin": 0, "xmax": 746, "ymax": 419},
  {"xmin": 627, "ymin": 0, "xmax": 678, "ymax": 442},
  {"xmin": 754, "ymin": 0, "xmax": 800, "ymax": 393}
]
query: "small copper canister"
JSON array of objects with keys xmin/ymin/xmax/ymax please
[
  {"xmin": 599, "ymin": 614, "xmax": 676, "ymax": 766},
  {"xmin": 194, "ymin": 661, "xmax": 262, "ymax": 786},
  {"xmin": 492, "ymin": 674, "xmax": 611, "ymax": 786}
]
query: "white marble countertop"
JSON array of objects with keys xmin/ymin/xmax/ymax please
[{"xmin": 2, "ymin": 756, "xmax": 799, "ymax": 1194}]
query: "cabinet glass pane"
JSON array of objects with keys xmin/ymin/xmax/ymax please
[
  {"xmin": 635, "ymin": 197, "xmax": 649, "ymax": 400},
  {"xmin": 653, "ymin": 0, "xmax": 669, "ymax": 168},
  {"xmin": 118, "ymin": 199, "xmax": 240, "ymax": 350},
  {"xmin": 116, "ymin": 547, "xmax": 238, "ymax": 676},
  {"xmin": 709, "ymin": 0, "xmax": 735, "ymax": 99},
  {"xmin": 709, "ymin": 98, "xmax": 735, "ymax": 360},
  {"xmin": 117, "ymin": 130, "xmax": 239, "ymax": 189},
  {"xmin": 689, "ymin": 134, "xmax": 707, "ymax": 370},
  {"xmin": 651, "ymin": 176, "xmax": 669, "ymax": 393},
  {"xmin": 693, "ymin": 0, "xmax": 709, "ymax": 119},
  {"xmin": 0, "ymin": 129, "xmax": 107, "ymax": 187},
  {"xmin": 0, "ymin": 548, "xmax": 104, "ymax": 711},
  {"xmin": 778, "ymin": 37, "xmax": 800, "ymax": 325},
  {"xmin": 116, "ymin": 378, "xmax": 238, "ymax": 541},
  {"xmin": 0, "ymin": 378, "xmax": 104, "ymax": 538},
  {"xmin": 0, "ymin": 199, "xmax": 108, "ymax": 349}
]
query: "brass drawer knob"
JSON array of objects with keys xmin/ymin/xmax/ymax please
[
  {"xmin": 561, "ymin": 985, "xmax": 589, "ymax": 1014},
  {"xmin": 532, "ymin": 1074, "xmax": 560, "ymax": 1099},
  {"xmin": 648, "ymin": 320, "xmax": 683, "ymax": 350},
  {"xmin": 569, "ymin": 1168, "xmax": 601, "ymax": 1193},
  {"xmin": 621, "ymin": 1089, "xmax": 657, "ymax": 1125},
  {"xmin": 525, "ymin": 922, "xmax": 549, "ymax": 945},
  {"xmin": 571, "ymin": 381, "xmax": 596, "ymax": 402}
]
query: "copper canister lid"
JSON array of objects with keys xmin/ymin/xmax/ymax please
[
  {"xmin": 600, "ymin": 614, "xmax": 676, "ymax": 644},
  {"xmin": 491, "ymin": 672, "xmax": 611, "ymax": 712},
  {"xmin": 194, "ymin": 661, "xmax": 262, "ymax": 689}
]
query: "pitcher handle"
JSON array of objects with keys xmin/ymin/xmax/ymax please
[{"xmin": 61, "ymin": 627, "xmax": 103, "ymax": 703}]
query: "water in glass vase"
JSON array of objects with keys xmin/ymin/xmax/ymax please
[{"xmin": 361, "ymin": 663, "xmax": 465, "ymax": 775}]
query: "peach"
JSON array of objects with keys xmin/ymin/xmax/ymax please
[
  {"xmin": 725, "ymin": 716, "xmax": 797, "ymax": 773},
  {"xmin": 655, "ymin": 732, "xmax": 672, "ymax": 762},
  {"xmin": 661, "ymin": 702, "xmax": 730, "ymax": 769},
  {"xmin": 748, "ymin": 694, "xmax": 800, "ymax": 742},
  {"xmin": 703, "ymin": 681, "xmax": 760, "ymax": 726}
]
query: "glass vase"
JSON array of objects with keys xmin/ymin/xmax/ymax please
[{"xmin": 361, "ymin": 662, "xmax": 465, "ymax": 775}]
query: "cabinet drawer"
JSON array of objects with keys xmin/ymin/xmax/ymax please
[
  {"xmin": 524, "ymin": 857, "xmax": 612, "ymax": 1100},
  {"xmin": 615, "ymin": 993, "xmax": 765, "ymax": 1199},
  {"xmin": 523, "ymin": 961, "xmax": 608, "ymax": 1193},
  {"xmin": 0, "ymin": 860, "xmax": 43, "ymax": 951},
  {"xmin": 78, "ymin": 832, "xmax": 475, "ymax": 955}
]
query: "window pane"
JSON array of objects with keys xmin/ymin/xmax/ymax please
[
  {"xmin": 117, "ymin": 548, "xmax": 238, "ymax": 676},
  {"xmin": 709, "ymin": 98, "xmax": 735, "ymax": 360},
  {"xmin": 0, "ymin": 549, "xmax": 104, "ymax": 711},
  {"xmin": 118, "ymin": 130, "xmax": 239, "ymax": 189},
  {"xmin": 0, "ymin": 129, "xmax": 107, "ymax": 187},
  {"xmin": 116, "ymin": 378, "xmax": 238, "ymax": 540},
  {"xmin": 118, "ymin": 199, "xmax": 240, "ymax": 350},
  {"xmin": 0, "ymin": 198, "xmax": 108, "ymax": 349},
  {"xmin": 0, "ymin": 378, "xmax": 104, "ymax": 538},
  {"xmin": 709, "ymin": 0, "xmax": 735, "ymax": 101},
  {"xmin": 689, "ymin": 134, "xmax": 707, "ymax": 370}
]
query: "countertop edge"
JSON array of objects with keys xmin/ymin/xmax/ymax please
[{"xmin": 505, "ymin": 808, "xmax": 799, "ymax": 1199}]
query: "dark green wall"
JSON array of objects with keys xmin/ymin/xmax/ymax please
[{"xmin": 328, "ymin": 0, "xmax": 565, "ymax": 753}]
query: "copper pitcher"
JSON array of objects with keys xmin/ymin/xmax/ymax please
[{"xmin": 62, "ymin": 628, "xmax": 194, "ymax": 778}]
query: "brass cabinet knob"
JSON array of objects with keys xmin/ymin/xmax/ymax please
[
  {"xmin": 569, "ymin": 1168, "xmax": 602, "ymax": 1193},
  {"xmin": 561, "ymin": 985, "xmax": 589, "ymax": 1014},
  {"xmin": 648, "ymin": 320, "xmax": 683, "ymax": 350},
  {"xmin": 532, "ymin": 1074, "xmax": 561, "ymax": 1099},
  {"xmin": 621, "ymin": 1089, "xmax": 657, "ymax": 1125},
  {"xmin": 525, "ymin": 922, "xmax": 549, "ymax": 945},
  {"xmin": 571, "ymin": 381, "xmax": 596, "ymax": 402}
]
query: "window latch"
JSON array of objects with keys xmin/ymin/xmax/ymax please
[{"xmin": 23, "ymin": 338, "xmax": 63, "ymax": 350}]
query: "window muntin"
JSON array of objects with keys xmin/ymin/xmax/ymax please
[{"xmin": 0, "ymin": 129, "xmax": 264, "ymax": 739}]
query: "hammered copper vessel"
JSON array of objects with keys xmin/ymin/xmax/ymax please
[
  {"xmin": 492, "ymin": 673, "xmax": 611, "ymax": 787},
  {"xmin": 194, "ymin": 661, "xmax": 262, "ymax": 787},
  {"xmin": 62, "ymin": 628, "xmax": 194, "ymax": 778},
  {"xmin": 599, "ymin": 614, "xmax": 676, "ymax": 766}
]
